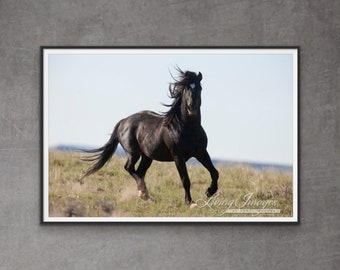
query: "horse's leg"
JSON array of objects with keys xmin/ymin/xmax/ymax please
[
  {"xmin": 124, "ymin": 152, "xmax": 141, "ymax": 188},
  {"xmin": 135, "ymin": 155, "xmax": 153, "ymax": 200},
  {"xmin": 124, "ymin": 152, "xmax": 153, "ymax": 201},
  {"xmin": 173, "ymin": 155, "xmax": 193, "ymax": 205},
  {"xmin": 195, "ymin": 150, "xmax": 219, "ymax": 197}
]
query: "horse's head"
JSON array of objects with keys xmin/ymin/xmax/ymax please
[
  {"xmin": 165, "ymin": 69, "xmax": 203, "ymax": 126},
  {"xmin": 179, "ymin": 71, "xmax": 203, "ymax": 116}
]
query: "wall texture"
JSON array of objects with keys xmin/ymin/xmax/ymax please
[{"xmin": 0, "ymin": 0, "xmax": 339, "ymax": 269}]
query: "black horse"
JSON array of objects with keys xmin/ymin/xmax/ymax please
[{"xmin": 81, "ymin": 69, "xmax": 219, "ymax": 205}]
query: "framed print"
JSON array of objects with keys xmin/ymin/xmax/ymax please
[{"xmin": 42, "ymin": 47, "xmax": 298, "ymax": 223}]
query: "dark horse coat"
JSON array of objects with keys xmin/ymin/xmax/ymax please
[{"xmin": 82, "ymin": 69, "xmax": 219, "ymax": 205}]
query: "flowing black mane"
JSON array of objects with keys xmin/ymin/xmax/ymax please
[{"xmin": 163, "ymin": 68, "xmax": 202, "ymax": 127}]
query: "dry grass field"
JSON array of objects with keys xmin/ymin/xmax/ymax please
[{"xmin": 48, "ymin": 150, "xmax": 293, "ymax": 218}]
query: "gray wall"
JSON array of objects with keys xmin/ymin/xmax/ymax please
[{"xmin": 1, "ymin": 1, "xmax": 339, "ymax": 269}]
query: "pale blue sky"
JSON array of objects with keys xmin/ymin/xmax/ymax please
[{"xmin": 47, "ymin": 49, "xmax": 296, "ymax": 165}]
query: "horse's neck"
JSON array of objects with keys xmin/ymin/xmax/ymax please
[{"xmin": 181, "ymin": 111, "xmax": 201, "ymax": 130}]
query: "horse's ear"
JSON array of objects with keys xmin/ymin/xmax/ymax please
[{"xmin": 198, "ymin": 72, "xmax": 202, "ymax": 81}]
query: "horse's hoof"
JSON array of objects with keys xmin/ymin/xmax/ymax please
[
  {"xmin": 205, "ymin": 187, "xmax": 217, "ymax": 197},
  {"xmin": 138, "ymin": 190, "xmax": 148, "ymax": 200},
  {"xmin": 138, "ymin": 190, "xmax": 155, "ymax": 203},
  {"xmin": 146, "ymin": 196, "xmax": 155, "ymax": 203},
  {"xmin": 190, "ymin": 203, "xmax": 198, "ymax": 209}
]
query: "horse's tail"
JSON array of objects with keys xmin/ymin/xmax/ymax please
[{"xmin": 80, "ymin": 121, "xmax": 121, "ymax": 181}]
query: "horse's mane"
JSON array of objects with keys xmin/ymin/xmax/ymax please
[{"xmin": 162, "ymin": 68, "xmax": 199, "ymax": 128}]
